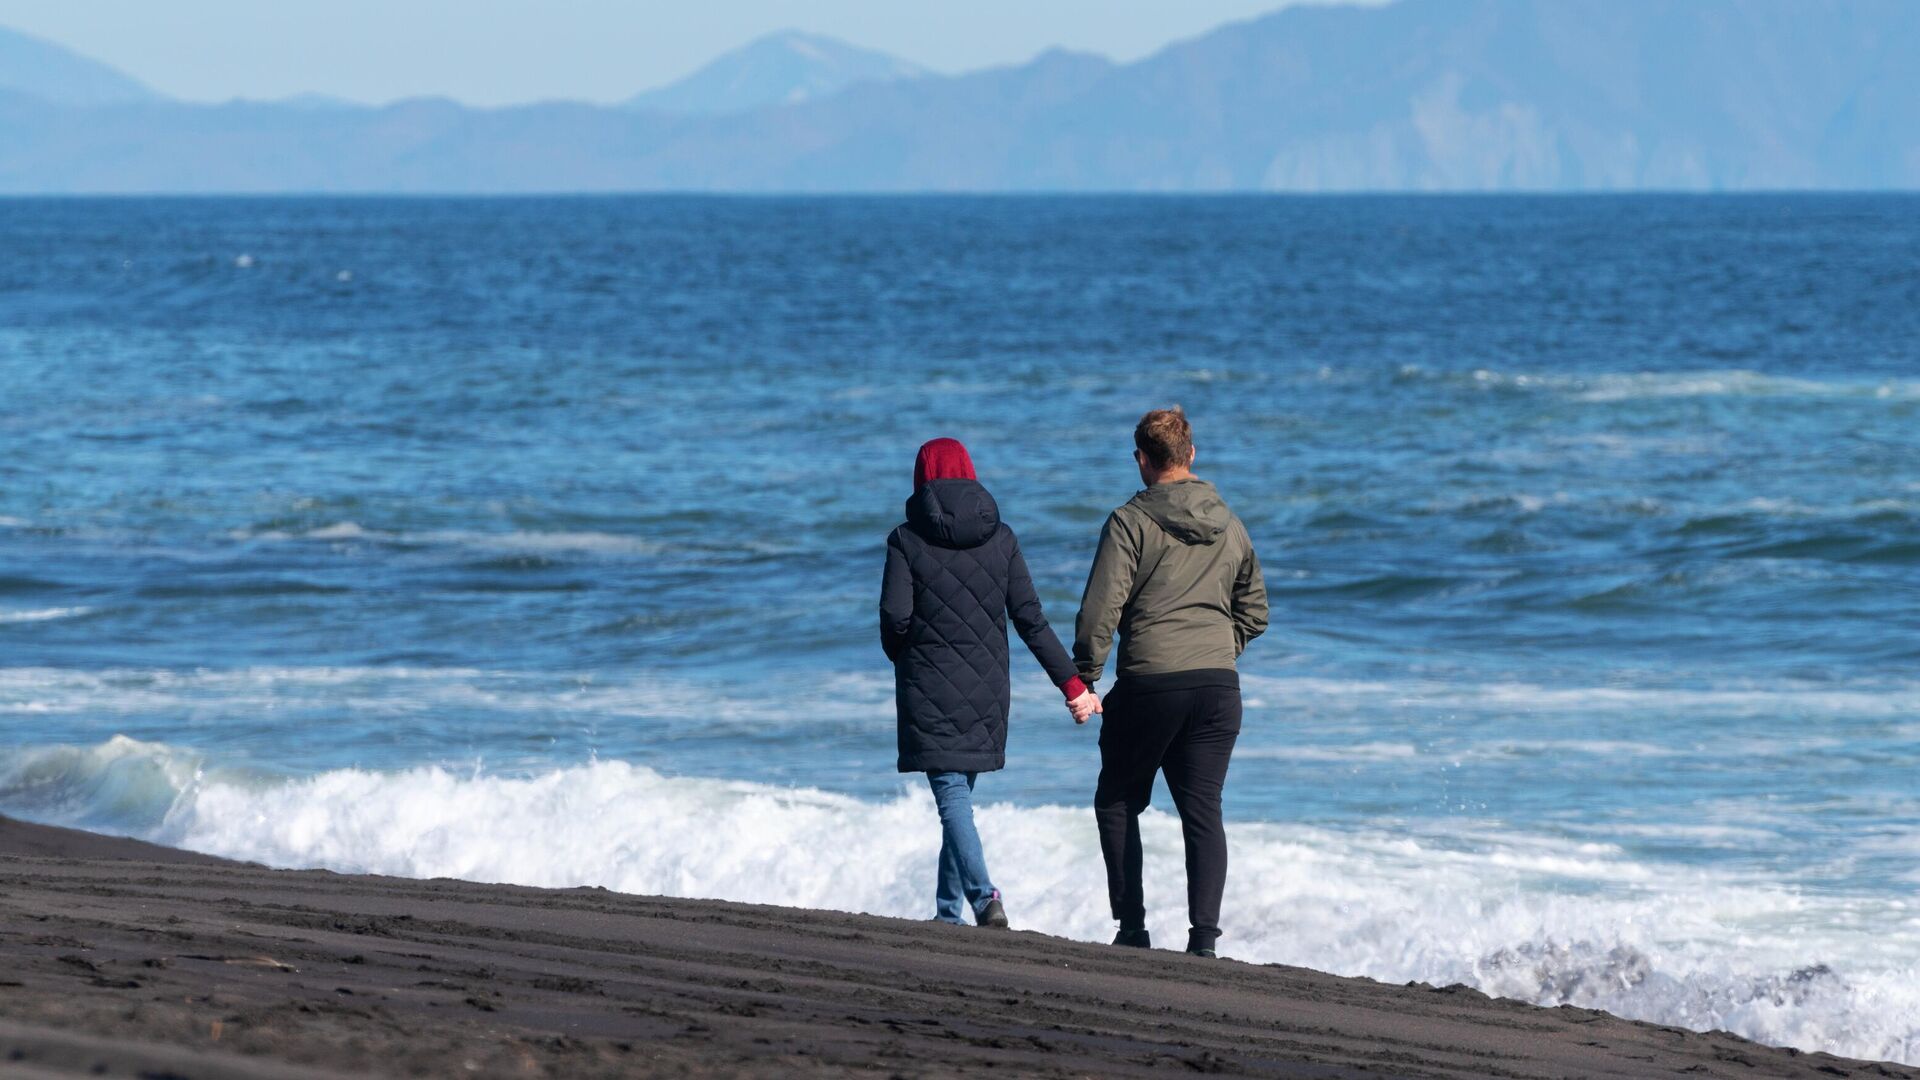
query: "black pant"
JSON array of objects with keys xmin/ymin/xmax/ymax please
[{"xmin": 1093, "ymin": 673, "xmax": 1241, "ymax": 948}]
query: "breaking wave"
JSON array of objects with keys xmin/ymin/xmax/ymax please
[{"xmin": 2, "ymin": 736, "xmax": 1916, "ymax": 1066}]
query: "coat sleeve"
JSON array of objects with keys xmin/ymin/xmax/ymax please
[
  {"xmin": 1230, "ymin": 521, "xmax": 1269, "ymax": 656},
  {"xmin": 880, "ymin": 531, "xmax": 913, "ymax": 664},
  {"xmin": 1004, "ymin": 531, "xmax": 1081, "ymax": 692},
  {"xmin": 1073, "ymin": 511, "xmax": 1140, "ymax": 688}
]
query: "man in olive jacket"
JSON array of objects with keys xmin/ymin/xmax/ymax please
[{"xmin": 1073, "ymin": 407, "xmax": 1268, "ymax": 958}]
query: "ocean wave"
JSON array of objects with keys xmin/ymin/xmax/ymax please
[
  {"xmin": 1, "ymin": 736, "xmax": 1915, "ymax": 1065},
  {"xmin": 0, "ymin": 735, "xmax": 209, "ymax": 830},
  {"xmin": 1307, "ymin": 491, "xmax": 1915, "ymax": 547},
  {"xmin": 1241, "ymin": 675, "xmax": 1920, "ymax": 718},
  {"xmin": 1236, "ymin": 741, "xmax": 1420, "ymax": 763},
  {"xmin": 1394, "ymin": 365, "xmax": 1920, "ymax": 403},
  {"xmin": 230, "ymin": 522, "xmax": 664, "ymax": 557},
  {"xmin": 0, "ymin": 665, "xmax": 888, "ymax": 729},
  {"xmin": 1569, "ymin": 370, "xmax": 1919, "ymax": 403},
  {"xmin": 9, "ymin": 664, "xmax": 1912, "ymax": 727}
]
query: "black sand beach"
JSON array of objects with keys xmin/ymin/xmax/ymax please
[{"xmin": 1, "ymin": 815, "xmax": 1910, "ymax": 1079}]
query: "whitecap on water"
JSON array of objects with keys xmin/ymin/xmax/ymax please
[{"xmin": 0, "ymin": 606, "xmax": 91, "ymax": 624}]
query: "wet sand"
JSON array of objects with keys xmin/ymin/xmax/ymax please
[{"xmin": 1, "ymin": 815, "xmax": 1910, "ymax": 1079}]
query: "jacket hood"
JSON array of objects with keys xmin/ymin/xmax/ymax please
[
  {"xmin": 913, "ymin": 438, "xmax": 976, "ymax": 491},
  {"xmin": 1131, "ymin": 479, "xmax": 1231, "ymax": 545},
  {"xmin": 906, "ymin": 478, "xmax": 1001, "ymax": 549}
]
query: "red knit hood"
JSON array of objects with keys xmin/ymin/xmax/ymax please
[{"xmin": 913, "ymin": 438, "xmax": 976, "ymax": 491}]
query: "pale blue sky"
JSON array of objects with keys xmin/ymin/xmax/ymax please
[{"xmin": 0, "ymin": 1, "xmax": 1347, "ymax": 107}]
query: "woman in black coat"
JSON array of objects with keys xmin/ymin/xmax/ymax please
[{"xmin": 880, "ymin": 438, "xmax": 1097, "ymax": 927}]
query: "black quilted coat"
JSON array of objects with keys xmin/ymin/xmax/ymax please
[{"xmin": 880, "ymin": 478, "xmax": 1079, "ymax": 773}]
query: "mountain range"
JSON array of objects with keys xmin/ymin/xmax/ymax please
[
  {"xmin": 625, "ymin": 30, "xmax": 925, "ymax": 114},
  {"xmin": 2, "ymin": 0, "xmax": 1917, "ymax": 193}
]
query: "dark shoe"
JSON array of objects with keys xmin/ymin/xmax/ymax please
[
  {"xmin": 1186, "ymin": 931, "xmax": 1219, "ymax": 958},
  {"xmin": 1112, "ymin": 928, "xmax": 1151, "ymax": 948},
  {"xmin": 1185, "ymin": 946, "xmax": 1217, "ymax": 959},
  {"xmin": 976, "ymin": 898, "xmax": 1009, "ymax": 928}
]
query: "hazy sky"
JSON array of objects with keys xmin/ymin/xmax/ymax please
[{"xmin": 0, "ymin": 1, "xmax": 1337, "ymax": 107}]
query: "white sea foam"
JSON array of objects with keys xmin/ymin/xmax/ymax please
[
  {"xmin": 3, "ymin": 736, "xmax": 1916, "ymax": 1065},
  {"xmin": 1408, "ymin": 365, "xmax": 1920, "ymax": 404},
  {"xmin": 414, "ymin": 529, "xmax": 662, "ymax": 556},
  {"xmin": 232, "ymin": 522, "xmax": 662, "ymax": 557},
  {"xmin": 1241, "ymin": 674, "xmax": 1920, "ymax": 718},
  {"xmin": 0, "ymin": 606, "xmax": 91, "ymax": 624},
  {"xmin": 1593, "ymin": 823, "xmax": 1784, "ymax": 845},
  {"xmin": 8, "ymin": 664, "xmax": 1915, "ymax": 734},
  {"xmin": 1411, "ymin": 486, "xmax": 1915, "ymax": 524},
  {"xmin": 1236, "ymin": 741, "xmax": 1420, "ymax": 763},
  {"xmin": 0, "ymin": 665, "xmax": 889, "ymax": 730},
  {"xmin": 0, "ymin": 666, "xmax": 485, "ymax": 718},
  {"xmin": 1570, "ymin": 370, "xmax": 1862, "ymax": 402}
]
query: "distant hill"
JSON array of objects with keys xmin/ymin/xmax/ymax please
[
  {"xmin": 0, "ymin": 25, "xmax": 157, "ymax": 106},
  {"xmin": 267, "ymin": 93, "xmax": 366, "ymax": 112},
  {"xmin": 627, "ymin": 30, "xmax": 926, "ymax": 114},
  {"xmin": 2, "ymin": 0, "xmax": 1918, "ymax": 193}
]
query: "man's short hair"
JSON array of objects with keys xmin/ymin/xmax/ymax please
[{"xmin": 1134, "ymin": 407, "xmax": 1193, "ymax": 470}]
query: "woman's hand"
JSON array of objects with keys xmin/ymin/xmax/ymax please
[{"xmin": 1067, "ymin": 690, "xmax": 1102, "ymax": 725}]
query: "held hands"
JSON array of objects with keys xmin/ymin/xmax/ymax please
[{"xmin": 1067, "ymin": 690, "xmax": 1103, "ymax": 725}]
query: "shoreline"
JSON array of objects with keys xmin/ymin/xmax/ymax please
[{"xmin": 1, "ymin": 814, "xmax": 1909, "ymax": 1078}]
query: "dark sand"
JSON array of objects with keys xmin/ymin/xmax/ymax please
[{"xmin": 1, "ymin": 815, "xmax": 1911, "ymax": 1079}]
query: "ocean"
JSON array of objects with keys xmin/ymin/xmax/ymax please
[{"xmin": 2, "ymin": 194, "xmax": 1916, "ymax": 1062}]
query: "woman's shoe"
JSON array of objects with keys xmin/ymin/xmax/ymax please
[
  {"xmin": 1185, "ymin": 946, "xmax": 1217, "ymax": 959},
  {"xmin": 975, "ymin": 891, "xmax": 1009, "ymax": 928},
  {"xmin": 1112, "ymin": 928, "xmax": 1151, "ymax": 948}
]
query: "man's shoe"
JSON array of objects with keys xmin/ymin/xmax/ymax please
[
  {"xmin": 976, "ymin": 895, "xmax": 1009, "ymax": 928},
  {"xmin": 1112, "ymin": 928, "xmax": 1151, "ymax": 948},
  {"xmin": 1185, "ymin": 946, "xmax": 1217, "ymax": 959}
]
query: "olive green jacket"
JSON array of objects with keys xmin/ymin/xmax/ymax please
[{"xmin": 1073, "ymin": 478, "xmax": 1268, "ymax": 686}]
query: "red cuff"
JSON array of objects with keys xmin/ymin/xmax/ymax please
[{"xmin": 1060, "ymin": 676, "xmax": 1088, "ymax": 700}]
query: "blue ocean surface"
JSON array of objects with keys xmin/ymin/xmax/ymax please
[{"xmin": 2, "ymin": 195, "xmax": 1916, "ymax": 1061}]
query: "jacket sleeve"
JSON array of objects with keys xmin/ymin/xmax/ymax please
[
  {"xmin": 880, "ymin": 532, "xmax": 913, "ymax": 664},
  {"xmin": 1004, "ymin": 532, "xmax": 1083, "ymax": 695},
  {"xmin": 1231, "ymin": 522, "xmax": 1269, "ymax": 656},
  {"xmin": 1073, "ymin": 511, "xmax": 1140, "ymax": 687}
]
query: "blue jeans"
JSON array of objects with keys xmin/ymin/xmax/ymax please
[{"xmin": 927, "ymin": 771, "xmax": 997, "ymax": 924}]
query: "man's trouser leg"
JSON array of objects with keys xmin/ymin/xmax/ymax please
[
  {"xmin": 1161, "ymin": 685, "xmax": 1241, "ymax": 951},
  {"xmin": 1093, "ymin": 682, "xmax": 1183, "ymax": 931}
]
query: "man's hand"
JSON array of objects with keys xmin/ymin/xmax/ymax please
[{"xmin": 1068, "ymin": 690, "xmax": 1102, "ymax": 725}]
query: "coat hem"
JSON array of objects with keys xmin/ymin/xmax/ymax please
[{"xmin": 897, "ymin": 754, "xmax": 1006, "ymax": 774}]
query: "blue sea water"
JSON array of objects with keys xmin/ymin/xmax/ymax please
[{"xmin": 2, "ymin": 195, "xmax": 1917, "ymax": 1061}]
